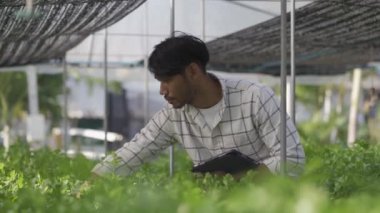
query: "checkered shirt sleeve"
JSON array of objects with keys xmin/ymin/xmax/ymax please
[
  {"xmin": 252, "ymin": 85, "xmax": 305, "ymax": 176},
  {"xmin": 92, "ymin": 77, "xmax": 305, "ymax": 177},
  {"xmin": 92, "ymin": 109, "xmax": 175, "ymax": 176}
]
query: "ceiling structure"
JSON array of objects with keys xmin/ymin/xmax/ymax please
[
  {"xmin": 2, "ymin": 0, "xmax": 379, "ymax": 76},
  {"xmin": 0, "ymin": 0, "xmax": 145, "ymax": 67},
  {"xmin": 207, "ymin": 0, "xmax": 380, "ymax": 75}
]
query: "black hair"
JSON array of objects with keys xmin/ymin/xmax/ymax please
[{"xmin": 148, "ymin": 33, "xmax": 209, "ymax": 78}]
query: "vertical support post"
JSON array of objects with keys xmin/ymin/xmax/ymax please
[
  {"xmin": 286, "ymin": 81, "xmax": 291, "ymax": 116},
  {"xmin": 323, "ymin": 87, "xmax": 332, "ymax": 122},
  {"xmin": 290, "ymin": 0, "xmax": 296, "ymax": 124},
  {"xmin": 26, "ymin": 66, "xmax": 46, "ymax": 147},
  {"xmin": 144, "ymin": 2, "xmax": 150, "ymax": 124},
  {"xmin": 169, "ymin": 0, "xmax": 175, "ymax": 177},
  {"xmin": 87, "ymin": 34, "xmax": 95, "ymax": 67},
  {"xmin": 103, "ymin": 6, "xmax": 109, "ymax": 154},
  {"xmin": 144, "ymin": 56, "xmax": 149, "ymax": 124},
  {"xmin": 347, "ymin": 68, "xmax": 362, "ymax": 147},
  {"xmin": 62, "ymin": 55, "xmax": 69, "ymax": 153},
  {"xmin": 25, "ymin": 0, "xmax": 33, "ymax": 13},
  {"xmin": 27, "ymin": 66, "xmax": 39, "ymax": 115},
  {"xmin": 201, "ymin": 0, "xmax": 206, "ymax": 41},
  {"xmin": 280, "ymin": 0, "xmax": 287, "ymax": 176}
]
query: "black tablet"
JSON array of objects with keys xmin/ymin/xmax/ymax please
[{"xmin": 191, "ymin": 150, "xmax": 259, "ymax": 174}]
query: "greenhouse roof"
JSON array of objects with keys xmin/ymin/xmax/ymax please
[
  {"xmin": 2, "ymin": 0, "xmax": 379, "ymax": 76},
  {"xmin": 0, "ymin": 0, "xmax": 145, "ymax": 67},
  {"xmin": 207, "ymin": 0, "xmax": 380, "ymax": 75}
]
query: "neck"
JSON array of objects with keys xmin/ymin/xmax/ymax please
[{"xmin": 191, "ymin": 73, "xmax": 223, "ymax": 109}]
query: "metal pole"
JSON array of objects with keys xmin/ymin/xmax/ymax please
[
  {"xmin": 25, "ymin": 0, "xmax": 33, "ymax": 13},
  {"xmin": 144, "ymin": 56, "xmax": 149, "ymax": 124},
  {"xmin": 144, "ymin": 2, "xmax": 150, "ymax": 124},
  {"xmin": 280, "ymin": 0, "xmax": 287, "ymax": 176},
  {"xmin": 103, "ymin": 6, "xmax": 109, "ymax": 154},
  {"xmin": 26, "ymin": 66, "xmax": 39, "ymax": 115},
  {"xmin": 169, "ymin": 0, "xmax": 175, "ymax": 177},
  {"xmin": 347, "ymin": 68, "xmax": 362, "ymax": 147},
  {"xmin": 201, "ymin": 0, "xmax": 206, "ymax": 41},
  {"xmin": 290, "ymin": 0, "xmax": 296, "ymax": 124},
  {"xmin": 170, "ymin": 0, "xmax": 175, "ymax": 38},
  {"xmin": 88, "ymin": 33, "xmax": 95, "ymax": 67},
  {"xmin": 224, "ymin": 0, "xmax": 278, "ymax": 17},
  {"xmin": 62, "ymin": 54, "xmax": 69, "ymax": 153}
]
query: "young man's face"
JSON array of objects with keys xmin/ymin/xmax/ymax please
[{"xmin": 156, "ymin": 72, "xmax": 194, "ymax": 109}]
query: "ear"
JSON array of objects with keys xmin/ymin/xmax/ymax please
[{"xmin": 185, "ymin": 62, "xmax": 202, "ymax": 81}]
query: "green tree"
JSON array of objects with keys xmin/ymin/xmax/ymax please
[
  {"xmin": 38, "ymin": 74, "xmax": 63, "ymax": 126},
  {"xmin": 0, "ymin": 72, "xmax": 63, "ymax": 145},
  {"xmin": 0, "ymin": 72, "xmax": 27, "ymax": 129}
]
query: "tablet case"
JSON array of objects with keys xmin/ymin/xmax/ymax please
[{"xmin": 191, "ymin": 150, "xmax": 259, "ymax": 174}]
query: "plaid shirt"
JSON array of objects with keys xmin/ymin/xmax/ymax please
[{"xmin": 92, "ymin": 75, "xmax": 305, "ymax": 177}]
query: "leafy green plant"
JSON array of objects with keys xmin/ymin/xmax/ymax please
[{"xmin": 2, "ymin": 139, "xmax": 380, "ymax": 212}]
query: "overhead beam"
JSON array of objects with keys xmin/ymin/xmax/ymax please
[{"xmin": 223, "ymin": 0, "xmax": 278, "ymax": 17}]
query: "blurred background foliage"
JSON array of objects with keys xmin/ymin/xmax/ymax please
[
  {"xmin": 0, "ymin": 72, "xmax": 28, "ymax": 129},
  {"xmin": 0, "ymin": 72, "xmax": 63, "ymax": 130}
]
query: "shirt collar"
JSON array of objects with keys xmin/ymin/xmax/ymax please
[{"xmin": 182, "ymin": 73, "xmax": 228, "ymax": 129}]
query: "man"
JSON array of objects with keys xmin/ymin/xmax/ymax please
[{"xmin": 92, "ymin": 34, "xmax": 305, "ymax": 177}]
